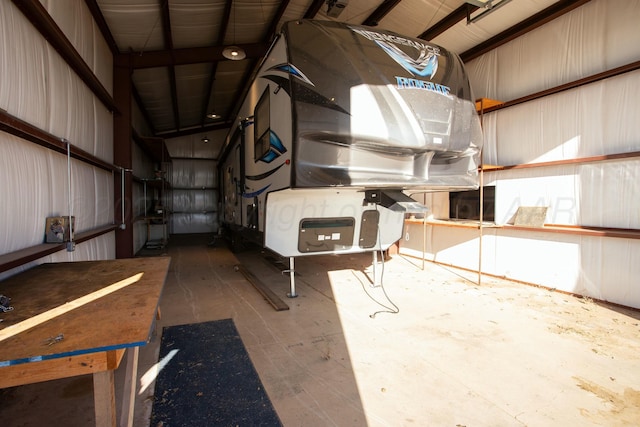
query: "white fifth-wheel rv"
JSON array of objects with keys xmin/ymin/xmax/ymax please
[{"xmin": 219, "ymin": 20, "xmax": 482, "ymax": 291}]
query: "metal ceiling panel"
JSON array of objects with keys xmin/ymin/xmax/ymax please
[
  {"xmin": 210, "ymin": 60, "xmax": 251, "ymax": 119},
  {"xmin": 132, "ymin": 67, "xmax": 175, "ymax": 132},
  {"xmin": 380, "ymin": 0, "xmax": 462, "ymax": 44},
  {"xmin": 432, "ymin": 0, "xmax": 559, "ymax": 53},
  {"xmin": 315, "ymin": 0, "xmax": 385, "ymax": 24},
  {"xmin": 225, "ymin": 0, "xmax": 281, "ymax": 45},
  {"xmin": 97, "ymin": 0, "xmax": 164, "ymax": 52},
  {"xmin": 87, "ymin": 0, "xmax": 597, "ymax": 140},
  {"xmin": 175, "ymin": 63, "xmax": 212, "ymax": 128},
  {"xmin": 278, "ymin": 0, "xmax": 317, "ymax": 32},
  {"xmin": 169, "ymin": 1, "xmax": 225, "ymax": 48}
]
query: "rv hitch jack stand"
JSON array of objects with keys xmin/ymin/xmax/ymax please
[
  {"xmin": 371, "ymin": 251, "xmax": 380, "ymax": 287},
  {"xmin": 285, "ymin": 257, "xmax": 298, "ymax": 298}
]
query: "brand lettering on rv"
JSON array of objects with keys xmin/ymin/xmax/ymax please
[
  {"xmin": 349, "ymin": 28, "xmax": 440, "ymax": 56},
  {"xmin": 349, "ymin": 26, "xmax": 440, "ymax": 79},
  {"xmin": 395, "ymin": 76, "xmax": 451, "ymax": 96}
]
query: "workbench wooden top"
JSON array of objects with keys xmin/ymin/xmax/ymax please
[{"xmin": 0, "ymin": 257, "xmax": 171, "ymax": 366}]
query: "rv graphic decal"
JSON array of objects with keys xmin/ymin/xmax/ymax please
[
  {"xmin": 262, "ymin": 70, "xmax": 350, "ymax": 115},
  {"xmin": 378, "ymin": 41, "xmax": 438, "ymax": 79},
  {"xmin": 258, "ymin": 131, "xmax": 287, "ymax": 163},
  {"xmin": 243, "ymin": 184, "xmax": 271, "ymax": 198},
  {"xmin": 267, "ymin": 63, "xmax": 314, "ymax": 86},
  {"xmin": 245, "ymin": 163, "xmax": 286, "ymax": 181},
  {"xmin": 349, "ymin": 26, "xmax": 440, "ymax": 79}
]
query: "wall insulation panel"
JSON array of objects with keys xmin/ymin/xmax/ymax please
[
  {"xmin": 40, "ymin": 0, "xmax": 114, "ymax": 95},
  {"xmin": 480, "ymin": 71, "xmax": 640, "ymax": 167},
  {"xmin": 466, "ymin": 0, "xmax": 640, "ymax": 103},
  {"xmin": 401, "ymin": 222, "xmax": 640, "ymax": 309},
  {"xmin": 403, "ymin": 0, "xmax": 640, "ymax": 309},
  {"xmin": 1, "ymin": 135, "xmax": 112, "ymax": 251},
  {"xmin": 0, "ymin": 1, "xmax": 115, "ymax": 274},
  {"xmin": 171, "ymin": 213, "xmax": 218, "ymax": 234},
  {"xmin": 168, "ymin": 157, "xmax": 218, "ymax": 234},
  {"xmin": 0, "ymin": 232, "xmax": 115, "ymax": 282}
]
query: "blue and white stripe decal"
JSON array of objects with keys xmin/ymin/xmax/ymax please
[
  {"xmin": 243, "ymin": 184, "xmax": 271, "ymax": 198},
  {"xmin": 246, "ymin": 163, "xmax": 285, "ymax": 181},
  {"xmin": 267, "ymin": 63, "xmax": 314, "ymax": 86}
]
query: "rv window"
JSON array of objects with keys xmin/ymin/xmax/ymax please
[
  {"xmin": 449, "ymin": 186, "xmax": 495, "ymax": 221},
  {"xmin": 254, "ymin": 87, "xmax": 271, "ymax": 162}
]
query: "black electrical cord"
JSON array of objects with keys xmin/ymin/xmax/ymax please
[{"xmin": 362, "ymin": 205, "xmax": 399, "ymax": 318}]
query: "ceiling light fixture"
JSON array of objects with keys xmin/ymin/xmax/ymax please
[
  {"xmin": 222, "ymin": 46, "xmax": 246, "ymax": 60},
  {"xmin": 201, "ymin": 136, "xmax": 210, "ymax": 143},
  {"xmin": 206, "ymin": 112, "xmax": 221, "ymax": 119},
  {"xmin": 223, "ymin": 1, "xmax": 246, "ymax": 61}
]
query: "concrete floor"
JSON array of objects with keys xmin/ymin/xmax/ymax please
[{"xmin": 2, "ymin": 233, "xmax": 640, "ymax": 426}]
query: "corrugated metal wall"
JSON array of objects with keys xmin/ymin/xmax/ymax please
[{"xmin": 165, "ymin": 130, "xmax": 226, "ymax": 235}]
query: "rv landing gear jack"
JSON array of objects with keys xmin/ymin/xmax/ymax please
[{"xmin": 283, "ymin": 257, "xmax": 298, "ymax": 298}]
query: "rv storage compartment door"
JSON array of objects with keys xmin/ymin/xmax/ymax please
[
  {"xmin": 298, "ymin": 218, "xmax": 355, "ymax": 253},
  {"xmin": 359, "ymin": 210, "xmax": 379, "ymax": 249}
]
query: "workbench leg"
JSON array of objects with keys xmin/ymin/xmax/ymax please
[
  {"xmin": 120, "ymin": 347, "xmax": 139, "ymax": 427},
  {"xmin": 93, "ymin": 369, "xmax": 116, "ymax": 427}
]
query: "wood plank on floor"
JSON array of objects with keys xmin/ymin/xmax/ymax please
[{"xmin": 235, "ymin": 264, "xmax": 289, "ymax": 311}]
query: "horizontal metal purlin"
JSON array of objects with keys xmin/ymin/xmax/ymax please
[
  {"xmin": 0, "ymin": 224, "xmax": 117, "ymax": 274},
  {"xmin": 0, "ymin": 109, "xmax": 116, "ymax": 172},
  {"xmin": 127, "ymin": 43, "xmax": 269, "ymax": 69}
]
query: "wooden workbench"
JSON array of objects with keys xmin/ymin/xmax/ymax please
[{"xmin": 0, "ymin": 257, "xmax": 171, "ymax": 427}]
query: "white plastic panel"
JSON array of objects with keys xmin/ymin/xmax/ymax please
[{"xmin": 265, "ymin": 188, "xmax": 406, "ymax": 257}]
